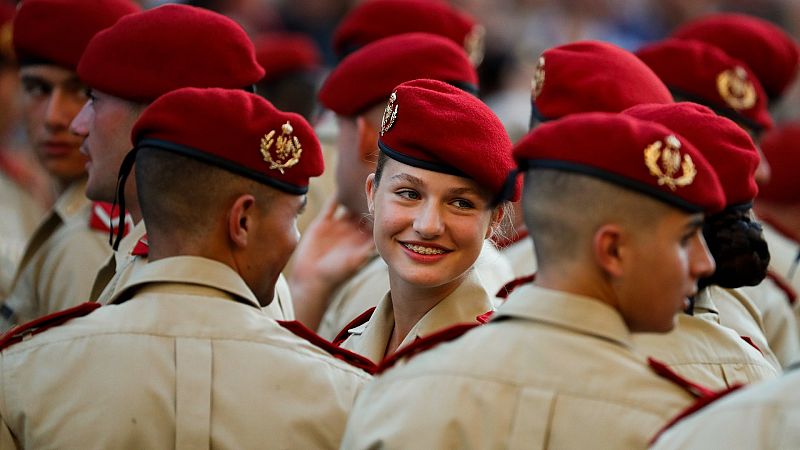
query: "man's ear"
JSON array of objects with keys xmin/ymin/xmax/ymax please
[
  {"xmin": 357, "ymin": 116, "xmax": 379, "ymax": 163},
  {"xmin": 593, "ymin": 223, "xmax": 627, "ymax": 278},
  {"xmin": 365, "ymin": 173, "xmax": 377, "ymax": 214},
  {"xmin": 228, "ymin": 194, "xmax": 256, "ymax": 248}
]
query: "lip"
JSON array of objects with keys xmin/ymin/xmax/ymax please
[
  {"xmin": 41, "ymin": 141, "xmax": 79, "ymax": 157},
  {"xmin": 398, "ymin": 240, "xmax": 452, "ymax": 263}
]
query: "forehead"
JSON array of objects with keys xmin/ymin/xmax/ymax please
[
  {"xmin": 382, "ymin": 157, "xmax": 487, "ymax": 195},
  {"xmin": 19, "ymin": 64, "xmax": 80, "ymax": 85}
]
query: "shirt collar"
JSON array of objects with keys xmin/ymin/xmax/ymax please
[
  {"xmin": 491, "ymin": 284, "xmax": 633, "ymax": 348},
  {"xmin": 53, "ymin": 178, "xmax": 90, "ymax": 221},
  {"xmin": 109, "ymin": 255, "xmax": 261, "ymax": 309}
]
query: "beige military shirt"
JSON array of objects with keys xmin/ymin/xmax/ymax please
[
  {"xmin": 651, "ymin": 366, "xmax": 800, "ymax": 449},
  {"xmin": 0, "ymin": 179, "xmax": 111, "ymax": 331},
  {"xmin": 0, "ymin": 255, "xmax": 369, "ymax": 449},
  {"xmin": 0, "ymin": 171, "xmax": 45, "ymax": 298},
  {"xmin": 740, "ymin": 278, "xmax": 800, "ymax": 367},
  {"xmin": 341, "ymin": 284, "xmax": 697, "ymax": 449},
  {"xmin": 498, "ymin": 234, "xmax": 537, "ymax": 279},
  {"xmin": 317, "ymin": 240, "xmax": 512, "ymax": 340},
  {"xmin": 761, "ymin": 221, "xmax": 800, "ymax": 293},
  {"xmin": 339, "ymin": 270, "xmax": 492, "ymax": 363},
  {"xmin": 93, "ymin": 221, "xmax": 295, "ymax": 320}
]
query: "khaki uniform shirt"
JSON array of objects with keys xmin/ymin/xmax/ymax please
[
  {"xmin": 0, "ymin": 256, "xmax": 369, "ymax": 449},
  {"xmin": 0, "ymin": 180, "xmax": 111, "ymax": 331},
  {"xmin": 93, "ymin": 221, "xmax": 295, "ymax": 320},
  {"xmin": 0, "ymin": 171, "xmax": 45, "ymax": 299},
  {"xmin": 651, "ymin": 365, "xmax": 800, "ymax": 449},
  {"xmin": 761, "ymin": 221, "xmax": 800, "ymax": 293},
  {"xmin": 317, "ymin": 241, "xmax": 512, "ymax": 340},
  {"xmin": 740, "ymin": 279, "xmax": 800, "ymax": 367},
  {"xmin": 341, "ymin": 284, "xmax": 696, "ymax": 449},
  {"xmin": 498, "ymin": 234, "xmax": 537, "ymax": 278},
  {"xmin": 340, "ymin": 271, "xmax": 492, "ymax": 363}
]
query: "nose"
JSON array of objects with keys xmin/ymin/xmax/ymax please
[
  {"xmin": 413, "ymin": 201, "xmax": 444, "ymax": 239},
  {"xmin": 70, "ymin": 100, "xmax": 92, "ymax": 137},
  {"xmin": 44, "ymin": 88, "xmax": 79, "ymax": 132},
  {"xmin": 753, "ymin": 144, "xmax": 771, "ymax": 186},
  {"xmin": 690, "ymin": 233, "xmax": 716, "ymax": 280}
]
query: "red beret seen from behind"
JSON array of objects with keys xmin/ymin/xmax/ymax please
[
  {"xmin": 531, "ymin": 41, "xmax": 672, "ymax": 122},
  {"xmin": 319, "ymin": 33, "xmax": 478, "ymax": 117},
  {"xmin": 513, "ymin": 112, "xmax": 725, "ymax": 213},
  {"xmin": 333, "ymin": 0, "xmax": 483, "ymax": 64},
  {"xmin": 78, "ymin": 4, "xmax": 264, "ymax": 103},
  {"xmin": 13, "ymin": 0, "xmax": 140, "ymax": 70},
  {"xmin": 758, "ymin": 122, "xmax": 800, "ymax": 205},
  {"xmin": 131, "ymin": 88, "xmax": 323, "ymax": 195},
  {"xmin": 625, "ymin": 102, "xmax": 759, "ymax": 206},
  {"xmin": 672, "ymin": 13, "xmax": 799, "ymax": 101},
  {"xmin": 636, "ymin": 38, "xmax": 772, "ymax": 132},
  {"xmin": 254, "ymin": 33, "xmax": 321, "ymax": 83},
  {"xmin": 377, "ymin": 79, "xmax": 515, "ymax": 200}
]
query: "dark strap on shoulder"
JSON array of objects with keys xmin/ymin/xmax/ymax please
[
  {"xmin": 376, "ymin": 322, "xmax": 483, "ymax": 374},
  {"xmin": 766, "ymin": 269, "xmax": 797, "ymax": 305},
  {"xmin": 649, "ymin": 384, "xmax": 744, "ymax": 446},
  {"xmin": 0, "ymin": 302, "xmax": 101, "ymax": 350},
  {"xmin": 332, "ymin": 307, "xmax": 376, "ymax": 347},
  {"xmin": 648, "ymin": 357, "xmax": 715, "ymax": 398},
  {"xmin": 277, "ymin": 320, "xmax": 376, "ymax": 374},
  {"xmin": 496, "ymin": 273, "xmax": 536, "ymax": 299}
]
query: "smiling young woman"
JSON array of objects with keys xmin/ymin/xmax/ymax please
[{"xmin": 334, "ymin": 79, "xmax": 516, "ymax": 363}]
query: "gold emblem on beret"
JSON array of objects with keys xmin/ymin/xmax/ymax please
[
  {"xmin": 464, "ymin": 25, "xmax": 486, "ymax": 66},
  {"xmin": 260, "ymin": 121, "xmax": 302, "ymax": 174},
  {"xmin": 531, "ymin": 56, "xmax": 545, "ymax": 99},
  {"xmin": 717, "ymin": 66, "xmax": 756, "ymax": 110},
  {"xmin": 381, "ymin": 91, "xmax": 398, "ymax": 136},
  {"xmin": 644, "ymin": 134, "xmax": 696, "ymax": 190}
]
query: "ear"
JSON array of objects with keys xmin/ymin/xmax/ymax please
[
  {"xmin": 593, "ymin": 223, "xmax": 627, "ymax": 278},
  {"xmin": 357, "ymin": 116, "xmax": 379, "ymax": 163},
  {"xmin": 485, "ymin": 204, "xmax": 505, "ymax": 239},
  {"xmin": 228, "ymin": 194, "xmax": 257, "ymax": 249},
  {"xmin": 365, "ymin": 173, "xmax": 377, "ymax": 214}
]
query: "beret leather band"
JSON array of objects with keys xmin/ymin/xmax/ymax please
[
  {"xmin": 135, "ymin": 138, "xmax": 308, "ymax": 196},
  {"xmin": 378, "ymin": 140, "xmax": 467, "ymax": 178}
]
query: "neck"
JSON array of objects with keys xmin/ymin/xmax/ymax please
[
  {"xmin": 756, "ymin": 201, "xmax": 800, "ymax": 243},
  {"xmin": 535, "ymin": 264, "xmax": 615, "ymax": 307},
  {"xmin": 385, "ymin": 272, "xmax": 465, "ymax": 355}
]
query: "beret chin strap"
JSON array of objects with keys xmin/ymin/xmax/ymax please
[{"xmin": 110, "ymin": 147, "xmax": 139, "ymax": 251}]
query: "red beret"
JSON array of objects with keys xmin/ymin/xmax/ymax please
[
  {"xmin": 131, "ymin": 88, "xmax": 323, "ymax": 195},
  {"xmin": 758, "ymin": 122, "xmax": 800, "ymax": 205},
  {"xmin": 333, "ymin": 0, "xmax": 484, "ymax": 65},
  {"xmin": 319, "ymin": 33, "xmax": 478, "ymax": 117},
  {"xmin": 531, "ymin": 41, "xmax": 672, "ymax": 121},
  {"xmin": 513, "ymin": 112, "xmax": 725, "ymax": 213},
  {"xmin": 77, "ymin": 4, "xmax": 264, "ymax": 103},
  {"xmin": 624, "ymin": 102, "xmax": 759, "ymax": 206},
  {"xmin": 636, "ymin": 38, "xmax": 773, "ymax": 132},
  {"xmin": 672, "ymin": 14, "xmax": 799, "ymax": 101},
  {"xmin": 254, "ymin": 33, "xmax": 321, "ymax": 83},
  {"xmin": 377, "ymin": 79, "xmax": 515, "ymax": 200},
  {"xmin": 13, "ymin": 0, "xmax": 140, "ymax": 70}
]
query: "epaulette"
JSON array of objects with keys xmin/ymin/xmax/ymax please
[
  {"xmin": 332, "ymin": 307, "xmax": 376, "ymax": 347},
  {"xmin": 89, "ymin": 201, "xmax": 133, "ymax": 236},
  {"xmin": 648, "ymin": 357, "xmax": 715, "ymax": 398},
  {"xmin": 277, "ymin": 320, "xmax": 377, "ymax": 374},
  {"xmin": 766, "ymin": 269, "xmax": 797, "ymax": 305},
  {"xmin": 490, "ymin": 228, "xmax": 529, "ymax": 250},
  {"xmin": 0, "ymin": 302, "xmax": 101, "ymax": 350},
  {"xmin": 131, "ymin": 235, "xmax": 149, "ymax": 257},
  {"xmin": 376, "ymin": 319, "xmax": 486, "ymax": 374},
  {"xmin": 739, "ymin": 335, "xmax": 762, "ymax": 355},
  {"xmin": 649, "ymin": 383, "xmax": 743, "ymax": 445},
  {"xmin": 496, "ymin": 273, "xmax": 536, "ymax": 299}
]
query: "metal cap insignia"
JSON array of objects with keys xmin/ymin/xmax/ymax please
[
  {"xmin": 464, "ymin": 25, "xmax": 486, "ymax": 66},
  {"xmin": 260, "ymin": 121, "xmax": 303, "ymax": 174},
  {"xmin": 644, "ymin": 134, "xmax": 696, "ymax": 190},
  {"xmin": 717, "ymin": 66, "xmax": 757, "ymax": 110},
  {"xmin": 381, "ymin": 91, "xmax": 398, "ymax": 136},
  {"xmin": 531, "ymin": 56, "xmax": 545, "ymax": 100}
]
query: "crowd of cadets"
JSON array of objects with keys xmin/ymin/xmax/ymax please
[{"xmin": 0, "ymin": 0, "xmax": 798, "ymax": 448}]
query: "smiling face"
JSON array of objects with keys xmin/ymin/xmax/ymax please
[
  {"xmin": 366, "ymin": 157, "xmax": 497, "ymax": 292},
  {"xmin": 20, "ymin": 64, "xmax": 88, "ymax": 184}
]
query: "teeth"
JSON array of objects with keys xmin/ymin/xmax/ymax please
[{"xmin": 403, "ymin": 243, "xmax": 446, "ymax": 255}]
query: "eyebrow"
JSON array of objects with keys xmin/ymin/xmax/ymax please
[
  {"xmin": 684, "ymin": 216, "xmax": 705, "ymax": 232},
  {"xmin": 390, "ymin": 173, "xmax": 425, "ymax": 187}
]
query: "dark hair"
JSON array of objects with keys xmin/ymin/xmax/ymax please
[
  {"xmin": 373, "ymin": 150, "xmax": 390, "ymax": 187},
  {"xmin": 699, "ymin": 206, "xmax": 770, "ymax": 290}
]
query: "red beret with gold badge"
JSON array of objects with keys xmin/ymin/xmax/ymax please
[
  {"xmin": 636, "ymin": 38, "xmax": 772, "ymax": 132},
  {"xmin": 254, "ymin": 33, "xmax": 321, "ymax": 83},
  {"xmin": 624, "ymin": 102, "xmax": 759, "ymax": 207},
  {"xmin": 758, "ymin": 122, "xmax": 800, "ymax": 205},
  {"xmin": 333, "ymin": 0, "xmax": 484, "ymax": 65},
  {"xmin": 672, "ymin": 13, "xmax": 799, "ymax": 101},
  {"xmin": 377, "ymin": 79, "xmax": 516, "ymax": 200},
  {"xmin": 531, "ymin": 41, "xmax": 672, "ymax": 122},
  {"xmin": 319, "ymin": 33, "xmax": 478, "ymax": 117},
  {"xmin": 78, "ymin": 4, "xmax": 264, "ymax": 103},
  {"xmin": 513, "ymin": 112, "xmax": 725, "ymax": 213},
  {"xmin": 13, "ymin": 0, "xmax": 140, "ymax": 70},
  {"xmin": 131, "ymin": 87, "xmax": 323, "ymax": 195}
]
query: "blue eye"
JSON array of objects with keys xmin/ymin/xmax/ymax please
[
  {"xmin": 396, "ymin": 189, "xmax": 420, "ymax": 200},
  {"xmin": 452, "ymin": 199, "xmax": 475, "ymax": 209}
]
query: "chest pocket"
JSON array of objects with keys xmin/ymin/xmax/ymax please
[
  {"xmin": 175, "ymin": 337, "xmax": 213, "ymax": 450},
  {"xmin": 508, "ymin": 387, "xmax": 556, "ymax": 450}
]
